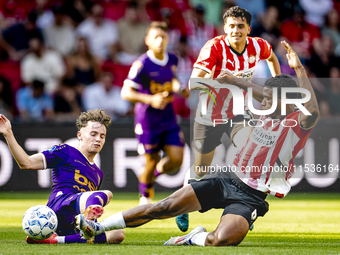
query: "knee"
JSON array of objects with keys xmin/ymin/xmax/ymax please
[
  {"xmin": 170, "ymin": 155, "xmax": 183, "ymax": 168},
  {"xmin": 106, "ymin": 229, "xmax": 125, "ymax": 244}
]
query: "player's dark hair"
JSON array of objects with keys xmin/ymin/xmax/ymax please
[
  {"xmin": 223, "ymin": 6, "xmax": 252, "ymax": 25},
  {"xmin": 76, "ymin": 109, "xmax": 111, "ymax": 131},
  {"xmin": 146, "ymin": 21, "xmax": 168, "ymax": 35},
  {"xmin": 264, "ymin": 74, "xmax": 298, "ymax": 99}
]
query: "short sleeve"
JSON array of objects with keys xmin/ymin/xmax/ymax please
[
  {"xmin": 124, "ymin": 60, "xmax": 145, "ymax": 89},
  {"xmin": 193, "ymin": 39, "xmax": 219, "ymax": 74},
  {"xmin": 41, "ymin": 144, "xmax": 71, "ymax": 168},
  {"xmin": 256, "ymin": 37, "xmax": 272, "ymax": 60}
]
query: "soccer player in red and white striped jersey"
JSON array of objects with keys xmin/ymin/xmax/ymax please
[
  {"xmin": 226, "ymin": 40, "xmax": 319, "ymax": 199},
  {"xmin": 188, "ymin": 6, "xmax": 281, "ymax": 175}
]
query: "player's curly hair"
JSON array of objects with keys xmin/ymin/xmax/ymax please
[
  {"xmin": 264, "ymin": 74, "xmax": 298, "ymax": 99},
  {"xmin": 223, "ymin": 6, "xmax": 252, "ymax": 25},
  {"xmin": 146, "ymin": 21, "xmax": 168, "ymax": 35},
  {"xmin": 76, "ymin": 109, "xmax": 111, "ymax": 131}
]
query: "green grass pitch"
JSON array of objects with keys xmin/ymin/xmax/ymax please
[{"xmin": 0, "ymin": 192, "xmax": 339, "ymax": 255}]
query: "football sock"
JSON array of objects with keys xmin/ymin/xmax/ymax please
[
  {"xmin": 63, "ymin": 232, "xmax": 107, "ymax": 244},
  {"xmin": 190, "ymin": 232, "xmax": 209, "ymax": 246},
  {"xmin": 102, "ymin": 212, "xmax": 126, "ymax": 231},
  {"xmin": 85, "ymin": 192, "xmax": 108, "ymax": 209},
  {"xmin": 139, "ymin": 182, "xmax": 153, "ymax": 197},
  {"xmin": 65, "ymin": 233, "xmax": 86, "ymax": 243},
  {"xmin": 56, "ymin": 236, "xmax": 65, "ymax": 243},
  {"xmin": 154, "ymin": 169, "xmax": 161, "ymax": 178}
]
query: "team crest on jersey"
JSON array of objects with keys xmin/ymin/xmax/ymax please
[{"xmin": 248, "ymin": 55, "xmax": 256, "ymax": 64}]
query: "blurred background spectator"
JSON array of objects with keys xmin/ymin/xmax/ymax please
[
  {"xmin": 0, "ymin": 10, "xmax": 42, "ymax": 61},
  {"xmin": 66, "ymin": 37, "xmax": 100, "ymax": 90},
  {"xmin": 251, "ymin": 5, "xmax": 280, "ymax": 49},
  {"xmin": 0, "ymin": 75, "xmax": 14, "ymax": 118},
  {"xmin": 16, "ymin": 79, "xmax": 54, "ymax": 122},
  {"xmin": 234, "ymin": 0, "xmax": 266, "ymax": 27},
  {"xmin": 20, "ymin": 37, "xmax": 65, "ymax": 95},
  {"xmin": 54, "ymin": 77, "xmax": 82, "ymax": 122},
  {"xmin": 117, "ymin": 1, "xmax": 149, "ymax": 65},
  {"xmin": 278, "ymin": 4, "xmax": 322, "ymax": 61},
  {"xmin": 76, "ymin": 3, "xmax": 119, "ymax": 62},
  {"xmin": 186, "ymin": 4, "xmax": 218, "ymax": 58},
  {"xmin": 82, "ymin": 72, "xmax": 131, "ymax": 120},
  {"xmin": 299, "ymin": 0, "xmax": 333, "ymax": 27},
  {"xmin": 43, "ymin": 4, "xmax": 76, "ymax": 56}
]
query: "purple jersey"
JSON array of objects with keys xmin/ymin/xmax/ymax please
[
  {"xmin": 125, "ymin": 50, "xmax": 179, "ymax": 131},
  {"xmin": 42, "ymin": 144, "xmax": 103, "ymax": 208}
]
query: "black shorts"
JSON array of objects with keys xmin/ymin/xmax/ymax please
[
  {"xmin": 193, "ymin": 115, "xmax": 250, "ymax": 154},
  {"xmin": 189, "ymin": 170, "xmax": 269, "ymax": 226}
]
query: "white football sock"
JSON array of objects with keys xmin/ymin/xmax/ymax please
[
  {"xmin": 101, "ymin": 212, "xmax": 126, "ymax": 231},
  {"xmin": 191, "ymin": 232, "xmax": 209, "ymax": 246},
  {"xmin": 56, "ymin": 236, "xmax": 65, "ymax": 243}
]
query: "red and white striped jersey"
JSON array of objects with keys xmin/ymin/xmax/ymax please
[
  {"xmin": 233, "ymin": 111, "xmax": 314, "ymax": 198},
  {"xmin": 194, "ymin": 35, "xmax": 272, "ymax": 126}
]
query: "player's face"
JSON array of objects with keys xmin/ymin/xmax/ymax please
[
  {"xmin": 224, "ymin": 17, "xmax": 250, "ymax": 44},
  {"xmin": 261, "ymin": 87, "xmax": 281, "ymax": 116},
  {"xmin": 145, "ymin": 28, "xmax": 168, "ymax": 54},
  {"xmin": 78, "ymin": 121, "xmax": 106, "ymax": 155}
]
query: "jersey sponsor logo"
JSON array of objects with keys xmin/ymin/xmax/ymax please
[{"xmin": 250, "ymin": 128, "xmax": 279, "ymax": 147}]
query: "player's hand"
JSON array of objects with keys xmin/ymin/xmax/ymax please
[
  {"xmin": 150, "ymin": 91, "xmax": 169, "ymax": 110},
  {"xmin": 281, "ymin": 41, "xmax": 304, "ymax": 70},
  {"xmin": 181, "ymin": 87, "xmax": 190, "ymax": 98},
  {"xmin": 0, "ymin": 114, "xmax": 12, "ymax": 136},
  {"xmin": 215, "ymin": 70, "xmax": 237, "ymax": 84}
]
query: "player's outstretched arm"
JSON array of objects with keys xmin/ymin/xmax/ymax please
[
  {"xmin": 266, "ymin": 51, "xmax": 281, "ymax": 77},
  {"xmin": 282, "ymin": 41, "xmax": 319, "ymax": 128},
  {"xmin": 215, "ymin": 70, "xmax": 264, "ymax": 102},
  {"xmin": 0, "ymin": 114, "xmax": 44, "ymax": 170}
]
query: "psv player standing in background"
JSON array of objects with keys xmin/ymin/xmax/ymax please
[{"xmin": 176, "ymin": 6, "xmax": 281, "ymax": 232}]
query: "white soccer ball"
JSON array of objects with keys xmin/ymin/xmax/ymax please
[{"xmin": 22, "ymin": 205, "xmax": 58, "ymax": 240}]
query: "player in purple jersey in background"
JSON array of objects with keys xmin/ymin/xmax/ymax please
[
  {"xmin": 121, "ymin": 21, "xmax": 189, "ymax": 205},
  {"xmin": 0, "ymin": 109, "xmax": 124, "ymax": 244}
]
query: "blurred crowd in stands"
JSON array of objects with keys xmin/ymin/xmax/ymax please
[{"xmin": 0, "ymin": 0, "xmax": 340, "ymax": 123}]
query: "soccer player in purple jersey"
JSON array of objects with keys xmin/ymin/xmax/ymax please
[
  {"xmin": 121, "ymin": 21, "xmax": 189, "ymax": 205},
  {"xmin": 0, "ymin": 109, "xmax": 124, "ymax": 244}
]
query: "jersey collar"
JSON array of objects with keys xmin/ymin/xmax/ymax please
[
  {"xmin": 225, "ymin": 37, "xmax": 249, "ymax": 57},
  {"xmin": 147, "ymin": 50, "xmax": 169, "ymax": 66},
  {"xmin": 76, "ymin": 147, "xmax": 95, "ymax": 165}
]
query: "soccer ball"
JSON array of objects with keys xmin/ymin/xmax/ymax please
[{"xmin": 22, "ymin": 205, "xmax": 58, "ymax": 240}]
